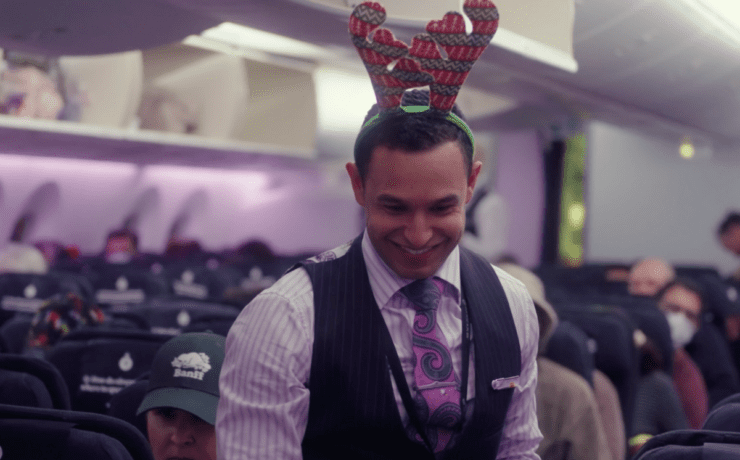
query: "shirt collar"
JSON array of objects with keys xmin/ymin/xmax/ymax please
[{"xmin": 361, "ymin": 229, "xmax": 461, "ymax": 310}]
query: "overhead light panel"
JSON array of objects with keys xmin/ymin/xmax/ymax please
[{"xmin": 674, "ymin": 0, "xmax": 740, "ymax": 45}]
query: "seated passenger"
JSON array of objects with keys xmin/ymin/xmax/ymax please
[
  {"xmin": 26, "ymin": 292, "xmax": 106, "ymax": 355},
  {"xmin": 627, "ymin": 257, "xmax": 674, "ymax": 297},
  {"xmin": 657, "ymin": 278, "xmax": 740, "ymax": 408},
  {"xmin": 104, "ymin": 228, "xmax": 139, "ymax": 264},
  {"xmin": 628, "ymin": 258, "xmax": 711, "ymax": 423},
  {"xmin": 0, "ymin": 242, "xmax": 48, "ymax": 274},
  {"xmin": 136, "ymin": 331, "xmax": 224, "ymax": 460}
]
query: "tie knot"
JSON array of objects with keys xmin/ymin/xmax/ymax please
[{"xmin": 400, "ymin": 278, "xmax": 441, "ymax": 311}]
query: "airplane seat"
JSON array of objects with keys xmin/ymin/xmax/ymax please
[
  {"xmin": 542, "ymin": 320, "xmax": 596, "ymax": 387},
  {"xmin": 0, "ymin": 353, "xmax": 71, "ymax": 410},
  {"xmin": 163, "ymin": 263, "xmax": 242, "ymax": 304},
  {"xmin": 113, "ymin": 298, "xmax": 239, "ymax": 336},
  {"xmin": 685, "ymin": 322, "xmax": 740, "ymax": 409},
  {"xmin": 555, "ymin": 303, "xmax": 640, "ymax": 437},
  {"xmin": 0, "ymin": 313, "xmax": 33, "ymax": 353},
  {"xmin": 106, "ymin": 374, "xmax": 149, "ymax": 439},
  {"xmin": 702, "ymin": 402, "xmax": 740, "ymax": 433},
  {"xmin": 633, "ymin": 429, "xmax": 740, "ymax": 460},
  {"xmin": 0, "ymin": 272, "xmax": 91, "ymax": 327},
  {"xmin": 0, "ymin": 403, "xmax": 154, "ymax": 460},
  {"xmin": 535, "ymin": 263, "xmax": 630, "ymax": 305},
  {"xmin": 675, "ymin": 267, "xmax": 740, "ymax": 332},
  {"xmin": 606, "ymin": 295, "xmax": 675, "ymax": 374},
  {"xmin": 87, "ymin": 263, "xmax": 170, "ymax": 309},
  {"xmin": 45, "ymin": 328, "xmax": 168, "ymax": 414},
  {"xmin": 182, "ymin": 315, "xmax": 236, "ymax": 337},
  {"xmin": 0, "ymin": 368, "xmax": 54, "ymax": 409},
  {"xmin": 0, "ymin": 353, "xmax": 70, "ymax": 410},
  {"xmin": 712, "ymin": 393, "xmax": 740, "ymax": 409}
]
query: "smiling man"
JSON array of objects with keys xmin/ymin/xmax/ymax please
[{"xmin": 216, "ymin": 90, "xmax": 541, "ymax": 460}]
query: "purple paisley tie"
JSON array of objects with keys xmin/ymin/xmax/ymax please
[{"xmin": 400, "ymin": 278, "xmax": 462, "ymax": 452}]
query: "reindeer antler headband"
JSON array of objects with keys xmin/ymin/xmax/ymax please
[{"xmin": 350, "ymin": 0, "xmax": 499, "ymax": 150}]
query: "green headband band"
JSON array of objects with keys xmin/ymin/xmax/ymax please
[{"xmin": 353, "ymin": 105, "xmax": 475, "ymax": 159}]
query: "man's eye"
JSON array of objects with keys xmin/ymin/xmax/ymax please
[
  {"xmin": 385, "ymin": 205, "xmax": 406, "ymax": 213},
  {"xmin": 431, "ymin": 206, "xmax": 453, "ymax": 213},
  {"xmin": 155, "ymin": 408, "xmax": 177, "ymax": 420}
]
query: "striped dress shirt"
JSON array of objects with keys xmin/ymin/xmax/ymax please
[{"xmin": 216, "ymin": 231, "xmax": 542, "ymax": 459}]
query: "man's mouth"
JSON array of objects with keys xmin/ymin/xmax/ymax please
[{"xmin": 404, "ymin": 247, "xmax": 431, "ymax": 255}]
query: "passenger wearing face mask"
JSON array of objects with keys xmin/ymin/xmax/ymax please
[
  {"xmin": 657, "ymin": 278, "xmax": 740, "ymax": 409},
  {"xmin": 627, "ymin": 259, "xmax": 708, "ymax": 430}
]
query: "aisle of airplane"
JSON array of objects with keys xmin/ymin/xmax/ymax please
[{"xmin": 0, "ymin": 0, "xmax": 737, "ymax": 274}]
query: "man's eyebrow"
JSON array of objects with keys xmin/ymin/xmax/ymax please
[
  {"xmin": 377, "ymin": 194, "xmax": 406, "ymax": 204},
  {"xmin": 376, "ymin": 194, "xmax": 460, "ymax": 206},
  {"xmin": 434, "ymin": 195, "xmax": 460, "ymax": 206}
]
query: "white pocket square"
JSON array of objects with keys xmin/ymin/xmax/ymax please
[{"xmin": 491, "ymin": 376, "xmax": 520, "ymax": 390}]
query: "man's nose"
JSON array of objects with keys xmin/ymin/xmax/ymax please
[
  {"xmin": 404, "ymin": 212, "xmax": 433, "ymax": 247},
  {"xmin": 170, "ymin": 415, "xmax": 196, "ymax": 446}
]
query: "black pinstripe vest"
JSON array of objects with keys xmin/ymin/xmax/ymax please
[{"xmin": 300, "ymin": 235, "xmax": 520, "ymax": 460}]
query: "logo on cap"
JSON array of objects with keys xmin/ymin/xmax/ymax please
[{"xmin": 171, "ymin": 352, "xmax": 211, "ymax": 381}]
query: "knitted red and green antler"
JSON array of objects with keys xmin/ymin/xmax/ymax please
[
  {"xmin": 350, "ymin": 0, "xmax": 499, "ymax": 113},
  {"xmin": 349, "ymin": 2, "xmax": 435, "ymax": 111}
]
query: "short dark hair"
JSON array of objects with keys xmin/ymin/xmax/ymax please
[
  {"xmin": 656, "ymin": 276, "xmax": 705, "ymax": 312},
  {"xmin": 354, "ymin": 90, "xmax": 473, "ymax": 182},
  {"xmin": 718, "ymin": 212, "xmax": 740, "ymax": 236}
]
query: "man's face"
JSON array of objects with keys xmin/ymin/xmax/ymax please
[
  {"xmin": 627, "ymin": 259, "xmax": 674, "ymax": 296},
  {"xmin": 658, "ymin": 285, "xmax": 702, "ymax": 330},
  {"xmin": 146, "ymin": 408, "xmax": 216, "ymax": 460},
  {"xmin": 347, "ymin": 141, "xmax": 481, "ymax": 280},
  {"xmin": 720, "ymin": 224, "xmax": 740, "ymax": 256}
]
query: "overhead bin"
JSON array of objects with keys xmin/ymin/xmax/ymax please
[
  {"xmin": 292, "ymin": 0, "xmax": 578, "ymax": 72},
  {"xmin": 0, "ymin": 42, "xmax": 319, "ymax": 160},
  {"xmin": 0, "ymin": 0, "xmax": 219, "ymax": 56}
]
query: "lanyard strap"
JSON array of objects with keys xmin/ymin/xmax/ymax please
[{"xmin": 379, "ymin": 294, "xmax": 472, "ymax": 452}]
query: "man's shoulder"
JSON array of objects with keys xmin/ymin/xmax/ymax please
[
  {"xmin": 491, "ymin": 263, "xmax": 529, "ymax": 294},
  {"xmin": 299, "ymin": 239, "xmax": 354, "ymax": 266},
  {"xmin": 253, "ymin": 239, "xmax": 356, "ymax": 303}
]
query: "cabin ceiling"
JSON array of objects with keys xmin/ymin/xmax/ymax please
[{"xmin": 0, "ymin": 0, "xmax": 739, "ymax": 150}]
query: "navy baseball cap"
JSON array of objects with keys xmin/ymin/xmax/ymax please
[{"xmin": 137, "ymin": 332, "xmax": 225, "ymax": 425}]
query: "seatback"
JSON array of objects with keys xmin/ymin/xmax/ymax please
[
  {"xmin": 634, "ymin": 429, "xmax": 740, "ymax": 460},
  {"xmin": 543, "ymin": 320, "xmax": 596, "ymax": 386},
  {"xmin": 88, "ymin": 264, "xmax": 169, "ymax": 308},
  {"xmin": 0, "ymin": 272, "xmax": 88, "ymax": 326},
  {"xmin": 703, "ymin": 402, "xmax": 740, "ymax": 433},
  {"xmin": 0, "ymin": 353, "xmax": 71, "ymax": 409},
  {"xmin": 107, "ymin": 377, "xmax": 149, "ymax": 438},
  {"xmin": 536, "ymin": 263, "xmax": 631, "ymax": 304},
  {"xmin": 676, "ymin": 266, "xmax": 740, "ymax": 329},
  {"xmin": 164, "ymin": 263, "xmax": 242, "ymax": 303},
  {"xmin": 46, "ymin": 329, "xmax": 168, "ymax": 413},
  {"xmin": 555, "ymin": 303, "xmax": 639, "ymax": 436},
  {"xmin": 0, "ymin": 313, "xmax": 33, "ymax": 353},
  {"xmin": 0, "ymin": 369, "xmax": 54, "ymax": 408},
  {"xmin": 0, "ymin": 403, "xmax": 154, "ymax": 460},
  {"xmin": 112, "ymin": 298, "xmax": 239, "ymax": 336}
]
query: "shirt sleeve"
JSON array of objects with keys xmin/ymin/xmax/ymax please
[
  {"xmin": 494, "ymin": 266, "xmax": 543, "ymax": 460},
  {"xmin": 216, "ymin": 270, "xmax": 314, "ymax": 460}
]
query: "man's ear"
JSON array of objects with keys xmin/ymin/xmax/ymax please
[
  {"xmin": 466, "ymin": 160, "xmax": 483, "ymax": 203},
  {"xmin": 346, "ymin": 162, "xmax": 366, "ymax": 207}
]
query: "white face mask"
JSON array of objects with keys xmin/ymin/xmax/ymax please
[{"xmin": 665, "ymin": 311, "xmax": 697, "ymax": 349}]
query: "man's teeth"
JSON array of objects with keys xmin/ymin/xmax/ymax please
[{"xmin": 404, "ymin": 247, "xmax": 430, "ymax": 255}]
